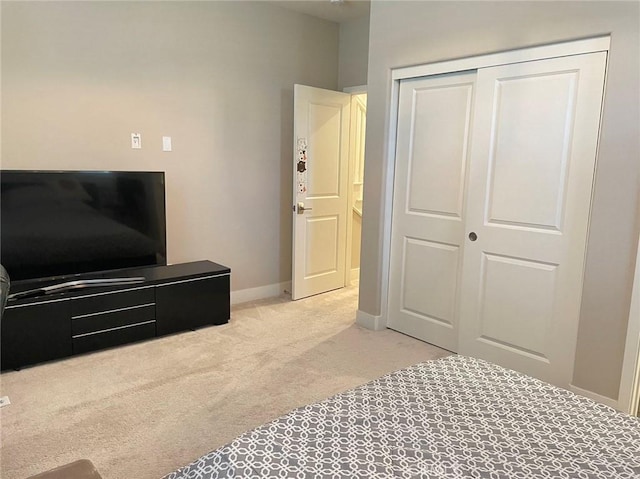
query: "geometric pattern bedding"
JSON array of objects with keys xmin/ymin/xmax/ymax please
[{"xmin": 164, "ymin": 355, "xmax": 640, "ymax": 479}]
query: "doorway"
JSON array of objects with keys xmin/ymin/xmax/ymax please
[{"xmin": 347, "ymin": 92, "xmax": 367, "ymax": 286}]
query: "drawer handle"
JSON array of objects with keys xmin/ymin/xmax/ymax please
[
  {"xmin": 72, "ymin": 303, "xmax": 155, "ymax": 319},
  {"xmin": 72, "ymin": 320, "xmax": 156, "ymax": 339}
]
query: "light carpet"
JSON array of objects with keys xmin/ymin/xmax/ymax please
[{"xmin": 0, "ymin": 284, "xmax": 450, "ymax": 479}]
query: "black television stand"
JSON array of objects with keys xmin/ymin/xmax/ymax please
[{"xmin": 1, "ymin": 261, "xmax": 230, "ymax": 370}]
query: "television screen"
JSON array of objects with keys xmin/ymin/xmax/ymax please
[{"xmin": 1, "ymin": 170, "xmax": 167, "ymax": 282}]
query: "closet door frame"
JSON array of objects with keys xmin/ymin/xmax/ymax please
[{"xmin": 378, "ymin": 36, "xmax": 613, "ymax": 389}]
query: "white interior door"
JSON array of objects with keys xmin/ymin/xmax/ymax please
[
  {"xmin": 387, "ymin": 72, "xmax": 476, "ymax": 351},
  {"xmin": 458, "ymin": 52, "xmax": 607, "ymax": 386},
  {"xmin": 292, "ymin": 84, "xmax": 351, "ymax": 300}
]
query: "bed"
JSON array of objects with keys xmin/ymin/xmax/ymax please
[{"xmin": 164, "ymin": 355, "xmax": 640, "ymax": 479}]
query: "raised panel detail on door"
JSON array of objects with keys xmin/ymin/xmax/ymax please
[
  {"xmin": 459, "ymin": 52, "xmax": 607, "ymax": 387},
  {"xmin": 305, "ymin": 216, "xmax": 339, "ymax": 278},
  {"xmin": 401, "ymin": 238, "xmax": 459, "ymax": 327},
  {"xmin": 478, "ymin": 254, "xmax": 558, "ymax": 361},
  {"xmin": 408, "ymin": 83, "xmax": 473, "ymax": 218},
  {"xmin": 487, "ymin": 71, "xmax": 579, "ymax": 231},
  {"xmin": 388, "ymin": 72, "xmax": 476, "ymax": 352},
  {"xmin": 308, "ymin": 103, "xmax": 342, "ymax": 198}
]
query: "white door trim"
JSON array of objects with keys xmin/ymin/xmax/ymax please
[
  {"xmin": 379, "ymin": 36, "xmax": 611, "ymax": 332},
  {"xmin": 618, "ymin": 231, "xmax": 640, "ymax": 414},
  {"xmin": 392, "ymin": 36, "xmax": 610, "ymax": 81},
  {"xmin": 345, "ymin": 91, "xmax": 367, "ymax": 286}
]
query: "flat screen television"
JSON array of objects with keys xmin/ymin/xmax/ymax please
[{"xmin": 1, "ymin": 170, "xmax": 167, "ymax": 283}]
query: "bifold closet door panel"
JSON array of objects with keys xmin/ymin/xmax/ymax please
[
  {"xmin": 387, "ymin": 72, "xmax": 476, "ymax": 351},
  {"xmin": 458, "ymin": 52, "xmax": 608, "ymax": 387}
]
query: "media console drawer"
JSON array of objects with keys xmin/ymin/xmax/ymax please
[
  {"xmin": 72, "ymin": 303, "xmax": 156, "ymax": 336},
  {"xmin": 71, "ymin": 287, "xmax": 155, "ymax": 317},
  {"xmin": 72, "ymin": 321, "xmax": 157, "ymax": 355}
]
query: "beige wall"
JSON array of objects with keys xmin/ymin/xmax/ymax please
[
  {"xmin": 338, "ymin": 14, "xmax": 370, "ymax": 89},
  {"xmin": 1, "ymin": 1, "xmax": 339, "ymax": 292},
  {"xmin": 359, "ymin": 1, "xmax": 640, "ymax": 399}
]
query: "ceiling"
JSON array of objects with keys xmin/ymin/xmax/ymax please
[{"xmin": 270, "ymin": 0, "xmax": 370, "ymax": 23}]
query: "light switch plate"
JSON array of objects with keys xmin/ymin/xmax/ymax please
[
  {"xmin": 0, "ymin": 396, "xmax": 10, "ymax": 408},
  {"xmin": 162, "ymin": 136, "xmax": 172, "ymax": 152},
  {"xmin": 131, "ymin": 133, "xmax": 142, "ymax": 149}
]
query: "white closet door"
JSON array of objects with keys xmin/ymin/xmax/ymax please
[
  {"xmin": 458, "ymin": 52, "xmax": 607, "ymax": 386},
  {"xmin": 387, "ymin": 72, "xmax": 476, "ymax": 351}
]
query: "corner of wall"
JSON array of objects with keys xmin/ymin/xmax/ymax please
[{"xmin": 356, "ymin": 309, "xmax": 386, "ymax": 331}]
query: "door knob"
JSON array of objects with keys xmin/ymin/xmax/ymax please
[
  {"xmin": 296, "ymin": 202, "xmax": 312, "ymax": 215},
  {"xmin": 468, "ymin": 232, "xmax": 478, "ymax": 241}
]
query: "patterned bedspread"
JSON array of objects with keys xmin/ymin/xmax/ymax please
[{"xmin": 164, "ymin": 355, "xmax": 640, "ymax": 479}]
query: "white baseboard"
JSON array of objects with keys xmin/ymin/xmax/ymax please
[
  {"xmin": 350, "ymin": 268, "xmax": 360, "ymax": 283},
  {"xmin": 569, "ymin": 384, "xmax": 619, "ymax": 410},
  {"xmin": 356, "ymin": 309, "xmax": 387, "ymax": 331},
  {"xmin": 231, "ymin": 281, "xmax": 291, "ymax": 305}
]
